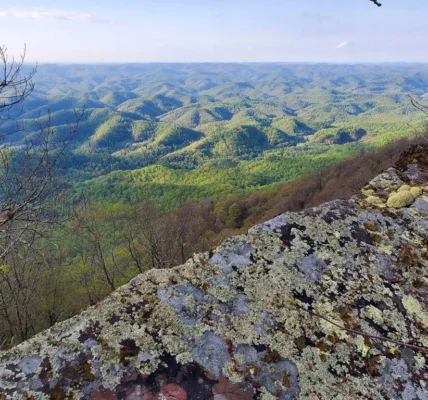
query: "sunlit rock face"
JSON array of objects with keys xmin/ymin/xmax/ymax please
[{"xmin": 1, "ymin": 158, "xmax": 428, "ymax": 399}]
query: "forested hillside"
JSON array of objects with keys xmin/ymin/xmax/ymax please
[
  {"xmin": 1, "ymin": 62, "xmax": 428, "ymax": 345},
  {"xmin": 5, "ymin": 63, "xmax": 428, "ymax": 206}
]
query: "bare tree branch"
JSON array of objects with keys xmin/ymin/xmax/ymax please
[
  {"xmin": 0, "ymin": 45, "xmax": 36, "ymax": 119},
  {"xmin": 0, "ymin": 46, "xmax": 81, "ymax": 342},
  {"xmin": 408, "ymin": 95, "xmax": 428, "ymax": 116},
  {"xmin": 286, "ymin": 297, "xmax": 428, "ymax": 355}
]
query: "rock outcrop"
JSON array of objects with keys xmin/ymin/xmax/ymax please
[{"xmin": 1, "ymin": 155, "xmax": 428, "ymax": 399}]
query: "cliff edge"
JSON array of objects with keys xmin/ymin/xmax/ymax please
[{"xmin": 1, "ymin": 147, "xmax": 428, "ymax": 399}]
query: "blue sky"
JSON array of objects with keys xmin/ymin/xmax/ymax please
[{"xmin": 0, "ymin": 0, "xmax": 427, "ymax": 63}]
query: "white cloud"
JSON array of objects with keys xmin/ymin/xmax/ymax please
[
  {"xmin": 0, "ymin": 8, "xmax": 109, "ymax": 23},
  {"xmin": 336, "ymin": 41, "xmax": 350, "ymax": 49}
]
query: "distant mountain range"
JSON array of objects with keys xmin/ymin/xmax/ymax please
[{"xmin": 4, "ymin": 63, "xmax": 427, "ymax": 206}]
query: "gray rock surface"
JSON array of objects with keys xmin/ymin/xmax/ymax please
[{"xmin": 0, "ymin": 167, "xmax": 427, "ymax": 399}]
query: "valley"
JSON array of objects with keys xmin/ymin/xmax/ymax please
[
  {"xmin": 7, "ymin": 63, "xmax": 428, "ymax": 207},
  {"xmin": 1, "ymin": 62, "xmax": 427, "ymax": 344}
]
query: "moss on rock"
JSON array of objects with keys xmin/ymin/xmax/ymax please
[
  {"xmin": 361, "ymin": 189, "xmax": 375, "ymax": 197},
  {"xmin": 410, "ymin": 186, "xmax": 423, "ymax": 197},
  {"xmin": 387, "ymin": 191, "xmax": 415, "ymax": 208},
  {"xmin": 398, "ymin": 184, "xmax": 412, "ymax": 192},
  {"xmin": 365, "ymin": 195, "xmax": 385, "ymax": 205}
]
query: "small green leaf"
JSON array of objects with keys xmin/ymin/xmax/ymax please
[{"xmin": 0, "ymin": 264, "xmax": 11, "ymax": 275}]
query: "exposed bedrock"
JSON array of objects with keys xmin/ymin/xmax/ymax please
[{"xmin": 1, "ymin": 164, "xmax": 428, "ymax": 399}]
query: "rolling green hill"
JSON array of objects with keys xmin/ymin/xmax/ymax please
[{"xmin": 5, "ymin": 63, "xmax": 428, "ymax": 206}]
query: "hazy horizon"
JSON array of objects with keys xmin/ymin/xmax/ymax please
[
  {"xmin": 31, "ymin": 61, "xmax": 428, "ymax": 65},
  {"xmin": 1, "ymin": 0, "xmax": 428, "ymax": 63}
]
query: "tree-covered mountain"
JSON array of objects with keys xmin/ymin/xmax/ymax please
[
  {"xmin": 2, "ymin": 61, "xmax": 428, "ymax": 346},
  {"xmin": 6, "ymin": 63, "xmax": 428, "ymax": 206}
]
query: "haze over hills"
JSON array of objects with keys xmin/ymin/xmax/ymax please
[
  {"xmin": 5, "ymin": 63, "xmax": 428, "ymax": 206},
  {"xmin": 3, "ymin": 1, "xmax": 428, "ymax": 397},
  {"xmin": 3, "ymin": 56, "xmax": 428, "ymax": 367}
]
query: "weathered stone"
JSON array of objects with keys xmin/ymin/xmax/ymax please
[
  {"xmin": 158, "ymin": 284, "xmax": 213, "ymax": 326},
  {"xmin": 297, "ymin": 254, "xmax": 327, "ymax": 282},
  {"xmin": 414, "ymin": 197, "xmax": 428, "ymax": 212},
  {"xmin": 234, "ymin": 345, "xmax": 300, "ymax": 399},
  {"xmin": 190, "ymin": 331, "xmax": 230, "ymax": 377},
  {"xmin": 368, "ymin": 168, "xmax": 407, "ymax": 192},
  {"xmin": 405, "ymin": 163, "xmax": 428, "ymax": 184}
]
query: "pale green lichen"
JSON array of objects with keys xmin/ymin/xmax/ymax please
[
  {"xmin": 355, "ymin": 335, "xmax": 371, "ymax": 357},
  {"xmin": 362, "ymin": 305, "xmax": 384, "ymax": 326},
  {"xmin": 402, "ymin": 295, "xmax": 428, "ymax": 328},
  {"xmin": 415, "ymin": 353, "xmax": 426, "ymax": 367}
]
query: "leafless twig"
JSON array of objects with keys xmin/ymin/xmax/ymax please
[
  {"xmin": 286, "ymin": 297, "xmax": 428, "ymax": 355},
  {"xmin": 408, "ymin": 95, "xmax": 428, "ymax": 116}
]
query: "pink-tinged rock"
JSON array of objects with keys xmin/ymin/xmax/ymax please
[
  {"xmin": 122, "ymin": 372, "xmax": 144, "ymax": 383},
  {"xmin": 213, "ymin": 378, "xmax": 254, "ymax": 400},
  {"xmin": 91, "ymin": 388, "xmax": 117, "ymax": 400},
  {"xmin": 126, "ymin": 387, "xmax": 156, "ymax": 400},
  {"xmin": 158, "ymin": 384, "xmax": 187, "ymax": 400}
]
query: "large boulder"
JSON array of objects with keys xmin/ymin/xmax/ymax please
[{"xmin": 0, "ymin": 168, "xmax": 427, "ymax": 399}]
